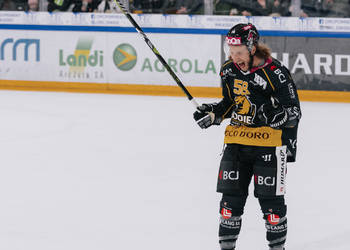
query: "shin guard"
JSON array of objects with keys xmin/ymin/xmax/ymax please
[
  {"xmin": 259, "ymin": 197, "xmax": 287, "ymax": 249},
  {"xmin": 265, "ymin": 216, "xmax": 287, "ymax": 249},
  {"xmin": 219, "ymin": 195, "xmax": 246, "ymax": 250},
  {"xmin": 219, "ymin": 215, "xmax": 241, "ymax": 250}
]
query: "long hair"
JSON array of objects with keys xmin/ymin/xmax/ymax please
[{"xmin": 254, "ymin": 43, "xmax": 271, "ymax": 60}]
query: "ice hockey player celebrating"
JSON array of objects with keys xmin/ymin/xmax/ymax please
[{"xmin": 193, "ymin": 23, "xmax": 301, "ymax": 250}]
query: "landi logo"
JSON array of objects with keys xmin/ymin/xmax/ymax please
[
  {"xmin": 113, "ymin": 43, "xmax": 137, "ymax": 71},
  {"xmin": 59, "ymin": 37, "xmax": 104, "ymax": 79}
]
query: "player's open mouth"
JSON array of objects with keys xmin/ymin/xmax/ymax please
[{"xmin": 238, "ymin": 62, "xmax": 245, "ymax": 68}]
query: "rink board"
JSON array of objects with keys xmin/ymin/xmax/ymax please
[
  {"xmin": 1, "ymin": 80, "xmax": 350, "ymax": 103},
  {"xmin": 1, "ymin": 12, "xmax": 350, "ymax": 102}
]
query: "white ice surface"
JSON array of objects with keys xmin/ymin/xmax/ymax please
[{"xmin": 0, "ymin": 90, "xmax": 349, "ymax": 250}]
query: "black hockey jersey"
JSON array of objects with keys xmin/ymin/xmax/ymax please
[{"xmin": 215, "ymin": 58, "xmax": 301, "ymax": 162}]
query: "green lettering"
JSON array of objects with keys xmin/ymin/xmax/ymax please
[
  {"xmin": 205, "ymin": 60, "xmax": 216, "ymax": 74},
  {"xmin": 168, "ymin": 58, "xmax": 177, "ymax": 72},
  {"xmin": 194, "ymin": 59, "xmax": 203, "ymax": 74},
  {"xmin": 141, "ymin": 58, "xmax": 153, "ymax": 71},
  {"xmin": 99, "ymin": 51, "xmax": 103, "ymax": 66},
  {"xmin": 154, "ymin": 59, "xmax": 165, "ymax": 72},
  {"xmin": 180, "ymin": 59, "xmax": 192, "ymax": 73},
  {"xmin": 59, "ymin": 50, "xmax": 66, "ymax": 66},
  {"xmin": 78, "ymin": 54, "xmax": 87, "ymax": 67},
  {"xmin": 67, "ymin": 55, "xmax": 76, "ymax": 66},
  {"xmin": 194, "ymin": 60, "xmax": 203, "ymax": 73},
  {"xmin": 88, "ymin": 51, "xmax": 98, "ymax": 66}
]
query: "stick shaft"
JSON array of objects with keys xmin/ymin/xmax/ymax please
[{"xmin": 114, "ymin": 0, "xmax": 199, "ymax": 108}]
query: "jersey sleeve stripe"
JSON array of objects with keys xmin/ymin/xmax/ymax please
[
  {"xmin": 262, "ymin": 68, "xmax": 275, "ymax": 91},
  {"xmin": 225, "ymin": 83, "xmax": 233, "ymax": 101},
  {"xmin": 222, "ymin": 103, "xmax": 236, "ymax": 119},
  {"xmin": 222, "ymin": 60, "xmax": 232, "ymax": 68}
]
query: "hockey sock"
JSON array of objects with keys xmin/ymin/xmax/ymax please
[
  {"xmin": 266, "ymin": 216, "xmax": 287, "ymax": 249},
  {"xmin": 219, "ymin": 215, "xmax": 241, "ymax": 250},
  {"xmin": 219, "ymin": 195, "xmax": 246, "ymax": 250}
]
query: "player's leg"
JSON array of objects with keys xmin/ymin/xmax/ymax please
[
  {"xmin": 253, "ymin": 146, "xmax": 288, "ymax": 250},
  {"xmin": 259, "ymin": 197, "xmax": 287, "ymax": 250},
  {"xmin": 219, "ymin": 194, "xmax": 247, "ymax": 250},
  {"xmin": 217, "ymin": 144, "xmax": 253, "ymax": 250}
]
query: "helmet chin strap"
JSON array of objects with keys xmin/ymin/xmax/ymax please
[
  {"xmin": 248, "ymin": 48, "xmax": 254, "ymax": 71},
  {"xmin": 248, "ymin": 53, "xmax": 254, "ymax": 71}
]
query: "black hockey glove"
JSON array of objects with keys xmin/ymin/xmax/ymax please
[
  {"xmin": 193, "ymin": 103, "xmax": 222, "ymax": 129},
  {"xmin": 257, "ymin": 102, "xmax": 288, "ymax": 129}
]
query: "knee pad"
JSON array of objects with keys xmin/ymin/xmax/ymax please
[
  {"xmin": 219, "ymin": 195, "xmax": 246, "ymax": 236},
  {"xmin": 259, "ymin": 196, "xmax": 287, "ymax": 219},
  {"xmin": 220, "ymin": 194, "xmax": 247, "ymax": 217}
]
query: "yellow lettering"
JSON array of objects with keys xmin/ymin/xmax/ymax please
[{"xmin": 234, "ymin": 79, "xmax": 250, "ymax": 95}]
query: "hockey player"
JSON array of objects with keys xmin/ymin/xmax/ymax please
[{"xmin": 193, "ymin": 23, "xmax": 301, "ymax": 250}]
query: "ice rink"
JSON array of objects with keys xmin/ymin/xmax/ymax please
[{"xmin": 0, "ymin": 90, "xmax": 349, "ymax": 250}]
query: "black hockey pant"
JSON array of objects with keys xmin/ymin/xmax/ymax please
[{"xmin": 217, "ymin": 144, "xmax": 288, "ymax": 250}]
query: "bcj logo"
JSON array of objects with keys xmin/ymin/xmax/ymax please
[
  {"xmin": 0, "ymin": 38, "xmax": 40, "ymax": 61},
  {"xmin": 113, "ymin": 43, "xmax": 137, "ymax": 71}
]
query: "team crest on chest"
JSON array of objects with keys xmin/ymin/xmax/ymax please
[
  {"xmin": 230, "ymin": 79, "xmax": 257, "ymax": 125},
  {"xmin": 232, "ymin": 95, "xmax": 256, "ymax": 125}
]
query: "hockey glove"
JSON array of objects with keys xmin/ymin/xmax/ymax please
[
  {"xmin": 193, "ymin": 103, "xmax": 222, "ymax": 129},
  {"xmin": 257, "ymin": 102, "xmax": 288, "ymax": 129}
]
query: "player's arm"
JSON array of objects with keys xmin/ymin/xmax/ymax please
[
  {"xmin": 258, "ymin": 67, "xmax": 301, "ymax": 129},
  {"xmin": 193, "ymin": 79, "xmax": 236, "ymax": 129}
]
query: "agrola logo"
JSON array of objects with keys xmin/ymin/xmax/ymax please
[
  {"xmin": 113, "ymin": 43, "xmax": 217, "ymax": 74},
  {"xmin": 113, "ymin": 43, "xmax": 137, "ymax": 71}
]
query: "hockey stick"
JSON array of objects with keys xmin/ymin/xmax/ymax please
[{"xmin": 113, "ymin": 0, "xmax": 199, "ymax": 108}]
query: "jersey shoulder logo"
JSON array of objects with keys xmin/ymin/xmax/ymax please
[
  {"xmin": 270, "ymin": 64, "xmax": 287, "ymax": 84},
  {"xmin": 221, "ymin": 68, "xmax": 234, "ymax": 77},
  {"xmin": 220, "ymin": 62, "xmax": 236, "ymax": 79}
]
